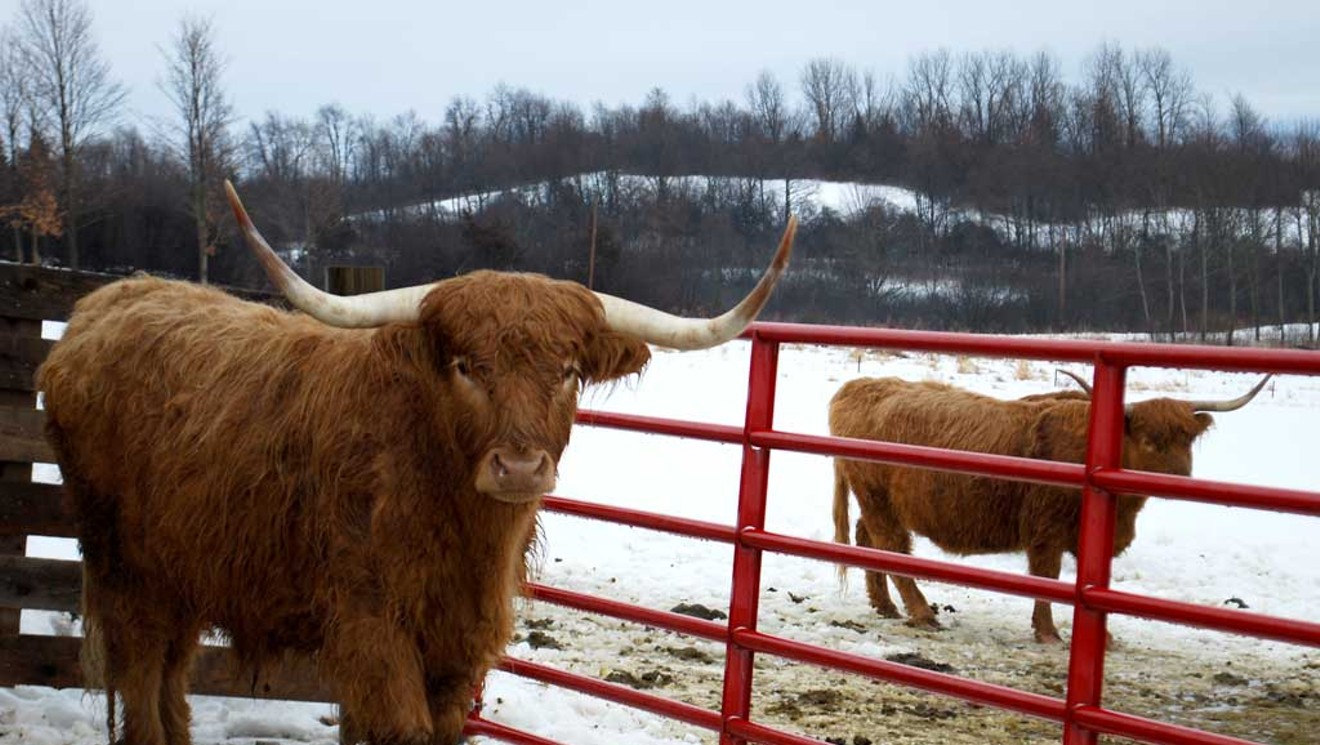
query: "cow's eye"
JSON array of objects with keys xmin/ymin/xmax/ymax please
[
  {"xmin": 562, "ymin": 363, "xmax": 580, "ymax": 384},
  {"xmin": 452, "ymin": 358, "xmax": 472, "ymax": 378}
]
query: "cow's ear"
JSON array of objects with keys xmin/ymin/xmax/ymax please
[
  {"xmin": 1193, "ymin": 412, "xmax": 1214, "ymax": 434},
  {"xmin": 582, "ymin": 331, "xmax": 650, "ymax": 383},
  {"xmin": 1030, "ymin": 405, "xmax": 1090, "ymax": 462}
]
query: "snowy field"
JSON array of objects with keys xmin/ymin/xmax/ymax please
[{"xmin": 3, "ymin": 328, "xmax": 1318, "ymax": 744}]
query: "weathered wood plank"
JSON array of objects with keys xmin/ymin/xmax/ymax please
[
  {"xmin": 0, "ymin": 536, "xmax": 20, "ymax": 635},
  {"xmin": 0, "ymin": 634, "xmax": 331, "ymax": 701},
  {"xmin": 0, "ymin": 262, "xmax": 286, "ymax": 325},
  {"xmin": 0, "ymin": 407, "xmax": 50, "ymax": 463},
  {"xmin": 0, "ymin": 263, "xmax": 119, "ymax": 323},
  {"xmin": 0, "ymin": 333, "xmax": 54, "ymax": 392},
  {"xmin": 0, "ymin": 482, "xmax": 72, "ymax": 537},
  {"xmin": 0, "ymin": 556, "xmax": 79, "ymax": 612}
]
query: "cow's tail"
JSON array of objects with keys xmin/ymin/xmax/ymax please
[
  {"xmin": 79, "ymin": 564, "xmax": 116, "ymax": 744},
  {"xmin": 832, "ymin": 459, "xmax": 852, "ymax": 588}
]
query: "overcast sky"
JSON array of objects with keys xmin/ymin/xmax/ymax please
[{"xmin": 3, "ymin": 0, "xmax": 1318, "ymax": 130}]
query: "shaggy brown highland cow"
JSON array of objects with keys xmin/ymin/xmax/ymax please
[
  {"xmin": 38, "ymin": 182, "xmax": 796, "ymax": 745},
  {"xmin": 829, "ymin": 374, "xmax": 1269, "ymax": 643}
]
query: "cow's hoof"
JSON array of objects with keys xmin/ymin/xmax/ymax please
[
  {"xmin": 905, "ymin": 616, "xmax": 941, "ymax": 631},
  {"xmin": 1034, "ymin": 631, "xmax": 1064, "ymax": 645},
  {"xmin": 872, "ymin": 604, "xmax": 902, "ymax": 619}
]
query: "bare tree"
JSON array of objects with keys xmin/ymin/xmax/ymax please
[
  {"xmin": 15, "ymin": 0, "xmax": 124, "ymax": 268},
  {"xmin": 902, "ymin": 50, "xmax": 956, "ymax": 245},
  {"xmin": 315, "ymin": 103, "xmax": 358, "ymax": 186},
  {"xmin": 1113, "ymin": 48, "xmax": 1146, "ymax": 149},
  {"xmin": 1023, "ymin": 51, "xmax": 1065, "ymax": 149},
  {"xmin": 957, "ymin": 51, "xmax": 990, "ymax": 142},
  {"xmin": 746, "ymin": 70, "xmax": 801, "ymax": 221},
  {"xmin": 851, "ymin": 70, "xmax": 894, "ymax": 135},
  {"xmin": 1137, "ymin": 48, "xmax": 1192, "ymax": 148},
  {"xmin": 746, "ymin": 70, "xmax": 790, "ymax": 144},
  {"xmin": 443, "ymin": 96, "xmax": 482, "ymax": 195},
  {"xmin": 247, "ymin": 113, "xmax": 316, "ymax": 185},
  {"xmin": 1231, "ymin": 93, "xmax": 1269, "ymax": 342},
  {"xmin": 160, "ymin": 14, "xmax": 233, "ymax": 283},
  {"xmin": 1083, "ymin": 43, "xmax": 1124, "ymax": 153},
  {"xmin": 245, "ymin": 112, "xmax": 320, "ymax": 263},
  {"xmin": 957, "ymin": 50, "xmax": 1027, "ymax": 147},
  {"xmin": 800, "ymin": 57, "xmax": 857, "ymax": 144},
  {"xmin": 1187, "ymin": 91, "xmax": 1220, "ymax": 342},
  {"xmin": 902, "ymin": 49, "xmax": 954, "ymax": 135},
  {"xmin": 0, "ymin": 27, "xmax": 32, "ymax": 260}
]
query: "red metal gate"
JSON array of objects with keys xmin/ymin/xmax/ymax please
[{"xmin": 463, "ymin": 322, "xmax": 1320, "ymax": 745}]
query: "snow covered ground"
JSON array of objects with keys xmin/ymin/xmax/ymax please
[{"xmin": 3, "ymin": 327, "xmax": 1317, "ymax": 744}]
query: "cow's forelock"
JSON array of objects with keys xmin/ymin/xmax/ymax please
[
  {"xmin": 413, "ymin": 272, "xmax": 648, "ymax": 497},
  {"xmin": 1124, "ymin": 399, "xmax": 1213, "ymax": 475}
]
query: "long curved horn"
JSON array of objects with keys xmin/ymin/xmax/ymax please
[
  {"xmin": 1055, "ymin": 369, "xmax": 1093, "ymax": 395},
  {"xmin": 229, "ymin": 180, "xmax": 798, "ymax": 338},
  {"xmin": 594, "ymin": 216, "xmax": 797, "ymax": 350},
  {"xmin": 1181, "ymin": 374, "xmax": 1273, "ymax": 413},
  {"xmin": 225, "ymin": 180, "xmax": 432, "ymax": 328}
]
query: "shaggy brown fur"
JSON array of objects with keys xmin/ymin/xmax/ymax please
[
  {"xmin": 829, "ymin": 377, "xmax": 1219, "ymax": 643},
  {"xmin": 39, "ymin": 271, "xmax": 652, "ymax": 745}
]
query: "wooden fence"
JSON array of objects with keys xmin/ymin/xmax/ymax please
[{"xmin": 0, "ymin": 261, "xmax": 328, "ymax": 702}]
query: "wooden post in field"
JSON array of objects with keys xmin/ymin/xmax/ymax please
[{"xmin": 324, "ymin": 266, "xmax": 385, "ymax": 296}]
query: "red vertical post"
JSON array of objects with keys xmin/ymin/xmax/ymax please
[
  {"xmin": 719, "ymin": 333, "xmax": 779, "ymax": 744},
  {"xmin": 1062, "ymin": 360, "xmax": 1126, "ymax": 745}
]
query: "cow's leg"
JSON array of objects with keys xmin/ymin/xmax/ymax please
[
  {"xmin": 1026, "ymin": 544, "xmax": 1064, "ymax": 644},
  {"xmin": 854, "ymin": 520, "xmax": 900, "ymax": 618},
  {"xmin": 322, "ymin": 613, "xmax": 431, "ymax": 742},
  {"xmin": 424, "ymin": 672, "xmax": 476, "ymax": 745},
  {"xmin": 337, "ymin": 709, "xmax": 363, "ymax": 745},
  {"xmin": 159, "ymin": 620, "xmax": 202, "ymax": 745},
  {"xmin": 99, "ymin": 603, "xmax": 171, "ymax": 745},
  {"xmin": 335, "ymin": 706, "xmax": 425, "ymax": 745},
  {"xmin": 857, "ymin": 508, "xmax": 938, "ymax": 630}
]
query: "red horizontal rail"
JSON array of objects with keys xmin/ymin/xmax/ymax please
[
  {"xmin": 754, "ymin": 430, "xmax": 1085, "ymax": 488},
  {"xmin": 741, "ymin": 528, "xmax": 1076, "ymax": 605},
  {"xmin": 574, "ymin": 408, "xmax": 743, "ymax": 444},
  {"xmin": 464, "ymin": 717, "xmax": 569, "ymax": 745},
  {"xmin": 757, "ymin": 432, "xmax": 1320, "ymax": 517},
  {"xmin": 748, "ymin": 321, "xmax": 1320, "ymax": 374},
  {"xmin": 1070, "ymin": 705, "xmax": 1259, "ymax": 745},
  {"xmin": 724, "ymin": 718, "xmax": 830, "ymax": 745},
  {"xmin": 542, "ymin": 495, "xmax": 737, "ymax": 544},
  {"xmin": 1081, "ymin": 586, "xmax": 1320, "ymax": 647},
  {"xmin": 732, "ymin": 628, "xmax": 1067, "ymax": 722},
  {"xmin": 1093, "ymin": 468, "xmax": 1320, "ymax": 516},
  {"xmin": 525, "ymin": 583, "xmax": 729, "ymax": 643},
  {"xmin": 497, "ymin": 657, "xmax": 723, "ymax": 731}
]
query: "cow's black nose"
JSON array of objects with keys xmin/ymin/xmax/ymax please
[{"xmin": 476, "ymin": 447, "xmax": 554, "ymax": 500}]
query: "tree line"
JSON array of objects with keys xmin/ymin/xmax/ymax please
[{"xmin": 2, "ymin": 0, "xmax": 1318, "ymax": 342}]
